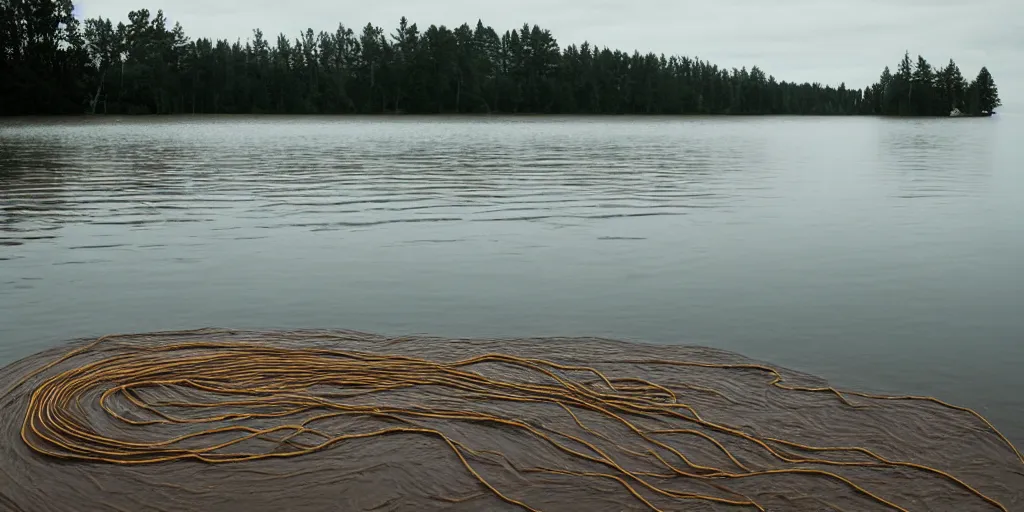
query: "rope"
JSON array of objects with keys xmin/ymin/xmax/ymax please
[{"xmin": 10, "ymin": 332, "xmax": 1022, "ymax": 511}]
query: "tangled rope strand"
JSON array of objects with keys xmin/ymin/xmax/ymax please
[{"xmin": 11, "ymin": 333, "xmax": 1022, "ymax": 512}]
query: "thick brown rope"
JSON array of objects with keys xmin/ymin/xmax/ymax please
[{"xmin": 9, "ymin": 333, "xmax": 1022, "ymax": 511}]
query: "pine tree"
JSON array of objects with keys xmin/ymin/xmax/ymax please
[
  {"xmin": 975, "ymin": 67, "xmax": 1001, "ymax": 113},
  {"xmin": 940, "ymin": 59, "xmax": 967, "ymax": 112},
  {"xmin": 894, "ymin": 52, "xmax": 914, "ymax": 115},
  {"xmin": 911, "ymin": 55, "xmax": 935, "ymax": 115},
  {"xmin": 3, "ymin": 1, "xmax": 1002, "ymax": 117},
  {"xmin": 871, "ymin": 53, "xmax": 996, "ymax": 117},
  {"xmin": 0, "ymin": 0, "xmax": 89, "ymax": 114}
]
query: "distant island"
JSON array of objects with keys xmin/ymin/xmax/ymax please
[{"xmin": 0, "ymin": 3, "xmax": 1002, "ymax": 117}]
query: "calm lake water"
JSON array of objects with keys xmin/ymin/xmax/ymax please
[{"xmin": 1, "ymin": 116, "xmax": 1022, "ymax": 443}]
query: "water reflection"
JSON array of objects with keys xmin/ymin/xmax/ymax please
[
  {"xmin": 0, "ymin": 143, "xmax": 71, "ymax": 245},
  {"xmin": 877, "ymin": 118, "xmax": 994, "ymax": 198},
  {"xmin": 2, "ymin": 119, "xmax": 766, "ymax": 238},
  {"xmin": 0, "ymin": 116, "xmax": 1022, "ymax": 445}
]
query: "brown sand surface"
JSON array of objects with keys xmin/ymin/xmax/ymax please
[{"xmin": 0, "ymin": 329, "xmax": 1021, "ymax": 512}]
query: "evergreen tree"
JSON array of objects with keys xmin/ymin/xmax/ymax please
[
  {"xmin": 974, "ymin": 67, "xmax": 1000, "ymax": 113},
  {"xmin": 895, "ymin": 51, "xmax": 914, "ymax": 115},
  {"xmin": 0, "ymin": 1, "xmax": 1003, "ymax": 117},
  {"xmin": 868, "ymin": 54, "xmax": 998, "ymax": 117},
  {"xmin": 0, "ymin": 0, "xmax": 89, "ymax": 114},
  {"xmin": 935, "ymin": 59, "xmax": 967, "ymax": 113},
  {"xmin": 912, "ymin": 55, "xmax": 935, "ymax": 115}
]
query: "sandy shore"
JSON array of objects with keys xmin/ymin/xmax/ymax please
[{"xmin": 1, "ymin": 329, "xmax": 1021, "ymax": 511}]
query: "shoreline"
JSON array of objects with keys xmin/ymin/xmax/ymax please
[{"xmin": 0, "ymin": 112, "xmax": 998, "ymax": 119}]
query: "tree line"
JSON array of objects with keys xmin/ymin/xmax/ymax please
[
  {"xmin": 0, "ymin": 1, "xmax": 1002, "ymax": 116},
  {"xmin": 862, "ymin": 52, "xmax": 1000, "ymax": 116}
]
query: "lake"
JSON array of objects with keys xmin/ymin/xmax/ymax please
[{"xmin": 1, "ymin": 115, "xmax": 1022, "ymax": 444}]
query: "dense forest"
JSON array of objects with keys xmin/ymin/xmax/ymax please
[{"xmin": 0, "ymin": 0, "xmax": 1002, "ymax": 116}]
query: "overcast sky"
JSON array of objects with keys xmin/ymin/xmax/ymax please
[{"xmin": 76, "ymin": 0, "xmax": 1021, "ymax": 107}]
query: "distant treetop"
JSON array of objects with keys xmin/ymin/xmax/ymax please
[{"xmin": 0, "ymin": 3, "xmax": 1001, "ymax": 116}]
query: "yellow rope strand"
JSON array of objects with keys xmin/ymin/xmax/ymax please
[{"xmin": 8, "ymin": 333, "xmax": 1021, "ymax": 511}]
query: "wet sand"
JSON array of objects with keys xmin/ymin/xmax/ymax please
[{"xmin": 1, "ymin": 329, "xmax": 1021, "ymax": 511}]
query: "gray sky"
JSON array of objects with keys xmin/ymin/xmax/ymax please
[{"xmin": 76, "ymin": 0, "xmax": 1021, "ymax": 106}]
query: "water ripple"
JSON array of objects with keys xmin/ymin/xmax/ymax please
[
  {"xmin": 0, "ymin": 116, "xmax": 1020, "ymax": 447},
  {"xmin": 0, "ymin": 117, "xmax": 998, "ymax": 248},
  {"xmin": 0, "ymin": 118, "xmax": 766, "ymax": 245}
]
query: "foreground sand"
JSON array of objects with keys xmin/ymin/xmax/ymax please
[{"xmin": 1, "ymin": 329, "xmax": 1021, "ymax": 511}]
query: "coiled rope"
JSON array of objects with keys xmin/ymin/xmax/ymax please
[{"xmin": 8, "ymin": 333, "xmax": 1022, "ymax": 512}]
